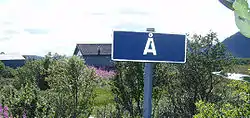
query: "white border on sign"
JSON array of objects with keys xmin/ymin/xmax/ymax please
[{"xmin": 111, "ymin": 30, "xmax": 187, "ymax": 64}]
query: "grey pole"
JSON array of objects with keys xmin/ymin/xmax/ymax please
[{"xmin": 143, "ymin": 28, "xmax": 155, "ymax": 118}]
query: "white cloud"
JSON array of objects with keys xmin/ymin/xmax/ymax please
[{"xmin": 0, "ymin": 0, "xmax": 239, "ymax": 56}]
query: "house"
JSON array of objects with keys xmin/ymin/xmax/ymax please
[
  {"xmin": 0, "ymin": 54, "xmax": 25, "ymax": 68},
  {"xmin": 73, "ymin": 44, "xmax": 114, "ymax": 70}
]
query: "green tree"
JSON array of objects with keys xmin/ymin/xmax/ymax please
[
  {"xmin": 152, "ymin": 63, "xmax": 177, "ymax": 117},
  {"xmin": 0, "ymin": 61, "xmax": 16, "ymax": 88},
  {"xmin": 46, "ymin": 56, "xmax": 96, "ymax": 117},
  {"xmin": 13, "ymin": 60, "xmax": 44, "ymax": 90},
  {"xmin": 156, "ymin": 31, "xmax": 234, "ymax": 117},
  {"xmin": 0, "ymin": 61, "xmax": 4, "ymax": 75},
  {"xmin": 0, "ymin": 68, "xmax": 54, "ymax": 117},
  {"xmin": 0, "ymin": 62, "xmax": 15, "ymax": 78},
  {"xmin": 194, "ymin": 80, "xmax": 250, "ymax": 117},
  {"xmin": 14, "ymin": 52, "xmax": 64, "ymax": 90},
  {"xmin": 1, "ymin": 82, "xmax": 54, "ymax": 117},
  {"xmin": 1, "ymin": 53, "xmax": 95, "ymax": 117},
  {"xmin": 110, "ymin": 62, "xmax": 168, "ymax": 118},
  {"xmin": 111, "ymin": 62, "xmax": 144, "ymax": 117}
]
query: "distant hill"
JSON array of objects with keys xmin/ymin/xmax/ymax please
[
  {"xmin": 222, "ymin": 32, "xmax": 250, "ymax": 58},
  {"xmin": 22, "ymin": 55, "xmax": 44, "ymax": 60}
]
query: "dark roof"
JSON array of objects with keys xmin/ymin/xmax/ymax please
[{"xmin": 74, "ymin": 44, "xmax": 112, "ymax": 55}]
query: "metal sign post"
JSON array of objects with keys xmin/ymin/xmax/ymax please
[
  {"xmin": 143, "ymin": 63, "xmax": 153, "ymax": 118},
  {"xmin": 112, "ymin": 28, "xmax": 186, "ymax": 118},
  {"xmin": 143, "ymin": 28, "xmax": 155, "ymax": 118}
]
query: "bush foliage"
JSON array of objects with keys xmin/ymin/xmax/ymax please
[{"xmin": 1, "ymin": 31, "xmax": 250, "ymax": 117}]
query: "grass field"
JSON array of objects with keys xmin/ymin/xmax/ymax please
[
  {"xmin": 92, "ymin": 81, "xmax": 116, "ymax": 117},
  {"xmin": 234, "ymin": 64, "xmax": 250, "ymax": 74},
  {"xmin": 94, "ymin": 86, "xmax": 114, "ymax": 107}
]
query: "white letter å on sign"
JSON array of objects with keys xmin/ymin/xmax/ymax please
[{"xmin": 143, "ymin": 33, "xmax": 157, "ymax": 55}]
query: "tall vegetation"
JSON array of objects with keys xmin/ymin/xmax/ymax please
[
  {"xmin": 0, "ymin": 55, "xmax": 96, "ymax": 117},
  {"xmin": 110, "ymin": 62, "xmax": 144, "ymax": 117},
  {"xmin": 158, "ymin": 32, "xmax": 234, "ymax": 117},
  {"xmin": 46, "ymin": 56, "xmax": 96, "ymax": 117},
  {"xmin": 1, "ymin": 31, "xmax": 249, "ymax": 117}
]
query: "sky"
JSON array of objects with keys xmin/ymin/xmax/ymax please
[{"xmin": 0, "ymin": 0, "xmax": 239, "ymax": 56}]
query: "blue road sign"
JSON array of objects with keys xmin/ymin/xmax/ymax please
[{"xmin": 112, "ymin": 31, "xmax": 187, "ymax": 63}]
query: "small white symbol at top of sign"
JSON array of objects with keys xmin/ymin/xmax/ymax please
[{"xmin": 143, "ymin": 33, "xmax": 157, "ymax": 56}]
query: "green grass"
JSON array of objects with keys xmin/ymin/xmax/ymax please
[
  {"xmin": 94, "ymin": 86, "xmax": 114, "ymax": 107},
  {"xmin": 234, "ymin": 64, "xmax": 250, "ymax": 74}
]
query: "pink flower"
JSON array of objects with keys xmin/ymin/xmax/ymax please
[
  {"xmin": 0, "ymin": 104, "xmax": 3, "ymax": 118},
  {"xmin": 22, "ymin": 110, "xmax": 27, "ymax": 118},
  {"xmin": 3, "ymin": 106, "xmax": 8, "ymax": 118},
  {"xmin": 88, "ymin": 66, "xmax": 116, "ymax": 79}
]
